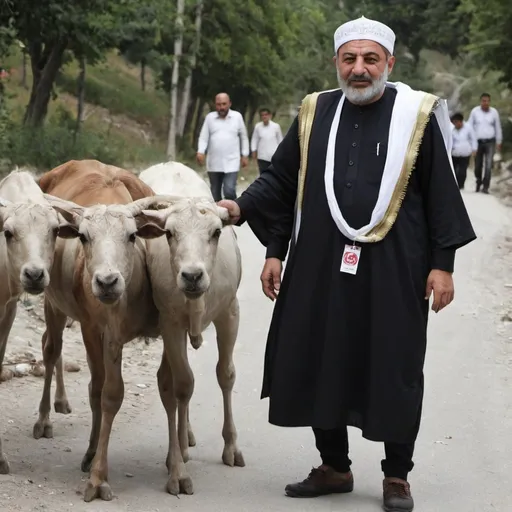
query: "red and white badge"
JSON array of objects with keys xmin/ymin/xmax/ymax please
[{"xmin": 340, "ymin": 244, "xmax": 361, "ymax": 274}]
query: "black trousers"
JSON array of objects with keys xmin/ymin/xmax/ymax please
[
  {"xmin": 257, "ymin": 159, "xmax": 271, "ymax": 174},
  {"xmin": 208, "ymin": 172, "xmax": 238, "ymax": 201},
  {"xmin": 474, "ymin": 139, "xmax": 496, "ymax": 190},
  {"xmin": 313, "ymin": 427, "xmax": 415, "ymax": 481},
  {"xmin": 452, "ymin": 156, "xmax": 470, "ymax": 189}
]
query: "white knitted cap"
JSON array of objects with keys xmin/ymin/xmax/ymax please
[{"xmin": 334, "ymin": 16, "xmax": 396, "ymax": 55}]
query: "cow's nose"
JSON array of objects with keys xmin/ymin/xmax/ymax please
[
  {"xmin": 95, "ymin": 273, "xmax": 119, "ymax": 289},
  {"xmin": 23, "ymin": 267, "xmax": 45, "ymax": 282},
  {"xmin": 181, "ymin": 270, "xmax": 204, "ymax": 284}
]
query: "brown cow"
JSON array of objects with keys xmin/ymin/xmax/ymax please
[{"xmin": 35, "ymin": 160, "xmax": 170, "ymax": 502}]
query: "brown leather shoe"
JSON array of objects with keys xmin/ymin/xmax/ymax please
[
  {"xmin": 383, "ymin": 477, "xmax": 414, "ymax": 511},
  {"xmin": 285, "ymin": 465, "xmax": 354, "ymax": 498}
]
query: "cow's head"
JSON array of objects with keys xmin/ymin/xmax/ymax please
[
  {"xmin": 43, "ymin": 194, "xmax": 166, "ymax": 305},
  {"xmin": 135, "ymin": 196, "xmax": 230, "ymax": 299},
  {"xmin": 0, "ymin": 197, "xmax": 68, "ymax": 294}
]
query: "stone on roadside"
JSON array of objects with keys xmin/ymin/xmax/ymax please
[
  {"xmin": 30, "ymin": 363, "xmax": 45, "ymax": 378},
  {"xmin": 64, "ymin": 361, "xmax": 80, "ymax": 373},
  {"xmin": 14, "ymin": 363, "xmax": 31, "ymax": 377},
  {"xmin": 0, "ymin": 367, "xmax": 14, "ymax": 382}
]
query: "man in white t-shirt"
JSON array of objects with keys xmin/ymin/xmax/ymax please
[
  {"xmin": 197, "ymin": 92, "xmax": 249, "ymax": 201},
  {"xmin": 251, "ymin": 108, "xmax": 283, "ymax": 174},
  {"xmin": 467, "ymin": 93, "xmax": 503, "ymax": 193}
]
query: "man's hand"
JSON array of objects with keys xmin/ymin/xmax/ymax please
[
  {"xmin": 196, "ymin": 152, "xmax": 205, "ymax": 165},
  {"xmin": 472, "ymin": 151, "xmax": 477, "ymax": 158},
  {"xmin": 251, "ymin": 151, "xmax": 257, "ymax": 160},
  {"xmin": 425, "ymin": 269, "xmax": 454, "ymax": 313},
  {"xmin": 497, "ymin": 143, "xmax": 502, "ymax": 152},
  {"xmin": 261, "ymin": 258, "xmax": 282, "ymax": 301},
  {"xmin": 241, "ymin": 156, "xmax": 249, "ymax": 168},
  {"xmin": 217, "ymin": 200, "xmax": 241, "ymax": 224}
]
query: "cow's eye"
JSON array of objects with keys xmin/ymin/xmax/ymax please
[
  {"xmin": 129, "ymin": 233, "xmax": 137, "ymax": 243},
  {"xmin": 212, "ymin": 228, "xmax": 222, "ymax": 239},
  {"xmin": 3, "ymin": 230, "xmax": 12, "ymax": 240},
  {"xmin": 79, "ymin": 233, "xmax": 88, "ymax": 244}
]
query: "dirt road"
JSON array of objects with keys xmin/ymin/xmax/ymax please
[{"xmin": 1, "ymin": 189, "xmax": 511, "ymax": 512}]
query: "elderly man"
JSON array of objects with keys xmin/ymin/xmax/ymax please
[
  {"xmin": 197, "ymin": 92, "xmax": 250, "ymax": 201},
  {"xmin": 218, "ymin": 16, "xmax": 476, "ymax": 512}
]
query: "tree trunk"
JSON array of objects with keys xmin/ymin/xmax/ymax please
[
  {"xmin": 166, "ymin": 0, "xmax": 186, "ymax": 161},
  {"xmin": 140, "ymin": 57, "xmax": 146, "ymax": 91},
  {"xmin": 247, "ymin": 104, "xmax": 258, "ymax": 138},
  {"xmin": 24, "ymin": 39, "xmax": 68, "ymax": 127},
  {"xmin": 75, "ymin": 56, "xmax": 86, "ymax": 138},
  {"xmin": 183, "ymin": 95, "xmax": 198, "ymax": 146},
  {"xmin": 21, "ymin": 50, "xmax": 28, "ymax": 89},
  {"xmin": 178, "ymin": 0, "xmax": 204, "ymax": 137},
  {"xmin": 193, "ymin": 100, "xmax": 205, "ymax": 149}
]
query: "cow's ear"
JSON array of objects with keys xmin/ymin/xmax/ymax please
[
  {"xmin": 136, "ymin": 210, "xmax": 167, "ymax": 229},
  {"xmin": 56, "ymin": 212, "xmax": 80, "ymax": 239},
  {"xmin": 216, "ymin": 206, "xmax": 231, "ymax": 226},
  {"xmin": 135, "ymin": 211, "xmax": 168, "ymax": 239},
  {"xmin": 136, "ymin": 223, "xmax": 167, "ymax": 239}
]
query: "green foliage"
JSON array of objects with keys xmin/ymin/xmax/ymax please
[
  {"xmin": 117, "ymin": 3, "xmax": 162, "ymax": 69},
  {"xmin": 1, "ymin": 121, "xmax": 165, "ymax": 173},
  {"xmin": 461, "ymin": 0, "xmax": 512, "ymax": 87}
]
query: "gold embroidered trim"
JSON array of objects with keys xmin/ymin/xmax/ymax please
[
  {"xmin": 365, "ymin": 92, "xmax": 439, "ymax": 242},
  {"xmin": 297, "ymin": 92, "xmax": 319, "ymax": 211}
]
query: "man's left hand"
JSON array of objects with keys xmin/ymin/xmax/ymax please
[
  {"xmin": 425, "ymin": 269, "xmax": 454, "ymax": 313},
  {"xmin": 241, "ymin": 156, "xmax": 249, "ymax": 168},
  {"xmin": 497, "ymin": 143, "xmax": 502, "ymax": 152}
]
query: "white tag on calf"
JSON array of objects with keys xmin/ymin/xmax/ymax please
[{"xmin": 340, "ymin": 244, "xmax": 361, "ymax": 274}]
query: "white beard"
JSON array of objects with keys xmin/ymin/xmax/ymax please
[{"xmin": 337, "ymin": 67, "xmax": 389, "ymax": 105}]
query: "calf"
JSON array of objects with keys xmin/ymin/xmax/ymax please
[
  {"xmin": 0, "ymin": 169, "xmax": 70, "ymax": 474},
  {"xmin": 36, "ymin": 160, "xmax": 168, "ymax": 501},
  {"xmin": 137, "ymin": 162, "xmax": 245, "ymax": 495}
]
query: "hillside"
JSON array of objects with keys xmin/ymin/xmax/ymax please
[{"xmin": 2, "ymin": 49, "xmax": 170, "ymax": 170}]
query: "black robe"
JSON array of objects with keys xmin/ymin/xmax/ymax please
[{"xmin": 236, "ymin": 87, "xmax": 476, "ymax": 444}]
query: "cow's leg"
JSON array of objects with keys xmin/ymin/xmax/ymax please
[
  {"xmin": 0, "ymin": 437, "xmax": 9, "ymax": 474},
  {"xmin": 0, "ymin": 301, "xmax": 17, "ymax": 381},
  {"xmin": 83, "ymin": 333, "xmax": 124, "ymax": 502},
  {"xmin": 213, "ymin": 297, "xmax": 245, "ymax": 467},
  {"xmin": 157, "ymin": 350, "xmax": 193, "ymax": 495},
  {"xmin": 54, "ymin": 354, "xmax": 71, "ymax": 414},
  {"xmin": 187, "ymin": 406, "xmax": 196, "ymax": 447},
  {"xmin": 33, "ymin": 298, "xmax": 67, "ymax": 439},
  {"xmin": 80, "ymin": 324, "xmax": 105, "ymax": 473},
  {"xmin": 160, "ymin": 317, "xmax": 194, "ymax": 463}
]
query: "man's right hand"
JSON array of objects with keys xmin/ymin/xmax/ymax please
[
  {"xmin": 217, "ymin": 200, "xmax": 241, "ymax": 224},
  {"xmin": 196, "ymin": 152, "xmax": 205, "ymax": 165},
  {"xmin": 260, "ymin": 257, "xmax": 283, "ymax": 301}
]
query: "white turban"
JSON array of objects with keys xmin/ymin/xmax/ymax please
[{"xmin": 334, "ymin": 16, "xmax": 396, "ymax": 56}]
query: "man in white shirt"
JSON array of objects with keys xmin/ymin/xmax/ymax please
[
  {"xmin": 467, "ymin": 92, "xmax": 503, "ymax": 193},
  {"xmin": 251, "ymin": 108, "xmax": 284, "ymax": 174},
  {"xmin": 450, "ymin": 112, "xmax": 477, "ymax": 190},
  {"xmin": 197, "ymin": 92, "xmax": 249, "ymax": 201}
]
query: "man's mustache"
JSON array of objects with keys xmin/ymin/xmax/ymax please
[{"xmin": 348, "ymin": 74, "xmax": 372, "ymax": 83}]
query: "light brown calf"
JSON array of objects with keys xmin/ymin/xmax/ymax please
[{"xmin": 35, "ymin": 160, "xmax": 170, "ymax": 502}]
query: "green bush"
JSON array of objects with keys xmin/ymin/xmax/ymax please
[{"xmin": 0, "ymin": 119, "xmax": 166, "ymax": 175}]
